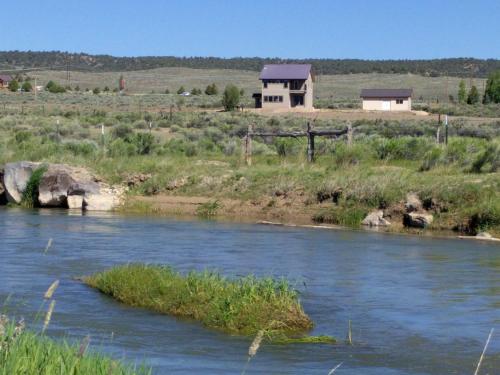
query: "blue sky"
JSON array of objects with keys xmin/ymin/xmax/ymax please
[{"xmin": 2, "ymin": 0, "xmax": 499, "ymax": 59}]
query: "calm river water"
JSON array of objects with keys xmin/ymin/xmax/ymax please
[{"xmin": 0, "ymin": 207, "xmax": 498, "ymax": 374}]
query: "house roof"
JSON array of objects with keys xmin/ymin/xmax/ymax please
[
  {"xmin": 0, "ymin": 74, "xmax": 12, "ymax": 82},
  {"xmin": 360, "ymin": 89, "xmax": 413, "ymax": 99},
  {"xmin": 259, "ymin": 64, "xmax": 312, "ymax": 80}
]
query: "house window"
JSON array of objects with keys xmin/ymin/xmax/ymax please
[
  {"xmin": 284, "ymin": 81, "xmax": 288, "ymax": 88},
  {"xmin": 273, "ymin": 96, "xmax": 279, "ymax": 102},
  {"xmin": 264, "ymin": 96, "xmax": 268, "ymax": 102},
  {"xmin": 263, "ymin": 81, "xmax": 268, "ymax": 89},
  {"xmin": 279, "ymin": 96, "xmax": 283, "ymax": 102},
  {"xmin": 396, "ymin": 99, "xmax": 404, "ymax": 104}
]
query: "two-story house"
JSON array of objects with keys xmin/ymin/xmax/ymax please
[{"xmin": 255, "ymin": 64, "xmax": 314, "ymax": 110}]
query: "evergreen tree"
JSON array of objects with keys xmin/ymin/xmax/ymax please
[
  {"xmin": 177, "ymin": 86, "xmax": 185, "ymax": 94},
  {"xmin": 205, "ymin": 83, "xmax": 218, "ymax": 95},
  {"xmin": 467, "ymin": 85, "xmax": 480, "ymax": 105},
  {"xmin": 483, "ymin": 70, "xmax": 500, "ymax": 104},
  {"xmin": 458, "ymin": 80, "xmax": 467, "ymax": 104}
]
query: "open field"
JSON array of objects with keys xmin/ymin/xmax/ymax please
[{"xmin": 24, "ymin": 68, "xmax": 487, "ymax": 102}]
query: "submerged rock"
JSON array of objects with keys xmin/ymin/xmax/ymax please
[
  {"xmin": 3, "ymin": 161, "xmax": 41, "ymax": 203},
  {"xmin": 403, "ymin": 212, "xmax": 434, "ymax": 228},
  {"xmin": 361, "ymin": 210, "xmax": 391, "ymax": 227}
]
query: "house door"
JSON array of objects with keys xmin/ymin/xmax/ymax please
[
  {"xmin": 291, "ymin": 94, "xmax": 304, "ymax": 107},
  {"xmin": 382, "ymin": 101, "xmax": 391, "ymax": 111}
]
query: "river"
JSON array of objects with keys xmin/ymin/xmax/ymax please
[{"xmin": 0, "ymin": 207, "xmax": 498, "ymax": 374}]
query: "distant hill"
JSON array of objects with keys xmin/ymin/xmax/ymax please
[{"xmin": 0, "ymin": 50, "xmax": 499, "ymax": 77}]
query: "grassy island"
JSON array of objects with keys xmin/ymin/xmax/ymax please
[{"xmin": 84, "ymin": 264, "xmax": 314, "ymax": 336}]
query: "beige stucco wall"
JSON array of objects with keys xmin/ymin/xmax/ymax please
[
  {"xmin": 261, "ymin": 73, "xmax": 314, "ymax": 110},
  {"xmin": 262, "ymin": 81, "xmax": 291, "ymax": 109},
  {"xmin": 362, "ymin": 97, "xmax": 411, "ymax": 111}
]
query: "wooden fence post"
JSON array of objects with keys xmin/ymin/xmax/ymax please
[
  {"xmin": 307, "ymin": 121, "xmax": 315, "ymax": 163},
  {"xmin": 244, "ymin": 124, "xmax": 253, "ymax": 166},
  {"xmin": 347, "ymin": 122, "xmax": 353, "ymax": 146}
]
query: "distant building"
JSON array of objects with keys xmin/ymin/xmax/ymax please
[
  {"xmin": 360, "ymin": 89, "xmax": 413, "ymax": 111},
  {"xmin": 0, "ymin": 75, "xmax": 13, "ymax": 89},
  {"xmin": 255, "ymin": 64, "xmax": 314, "ymax": 110}
]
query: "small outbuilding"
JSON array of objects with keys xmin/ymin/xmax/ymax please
[
  {"xmin": 0, "ymin": 75, "xmax": 13, "ymax": 89},
  {"xmin": 360, "ymin": 89, "xmax": 413, "ymax": 111}
]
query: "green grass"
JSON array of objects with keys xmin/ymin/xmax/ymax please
[
  {"xmin": 0, "ymin": 318, "xmax": 150, "ymax": 375},
  {"xmin": 20, "ymin": 165, "xmax": 47, "ymax": 208},
  {"xmin": 84, "ymin": 264, "xmax": 313, "ymax": 336}
]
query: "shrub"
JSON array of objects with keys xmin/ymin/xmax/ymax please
[
  {"xmin": 130, "ymin": 133, "xmax": 155, "ymax": 155},
  {"xmin": 8, "ymin": 79, "xmax": 19, "ymax": 92},
  {"xmin": 21, "ymin": 166, "xmax": 47, "ymax": 208},
  {"xmin": 21, "ymin": 81, "xmax": 32, "ymax": 92},
  {"xmin": 222, "ymin": 85, "xmax": 240, "ymax": 111},
  {"xmin": 111, "ymin": 124, "xmax": 133, "ymax": 139},
  {"xmin": 46, "ymin": 81, "xmax": 66, "ymax": 93}
]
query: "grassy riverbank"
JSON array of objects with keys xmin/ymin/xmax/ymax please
[
  {"xmin": 84, "ymin": 264, "xmax": 313, "ymax": 336},
  {"xmin": 0, "ymin": 318, "xmax": 149, "ymax": 375},
  {"xmin": 0, "ymin": 109, "xmax": 499, "ymax": 236}
]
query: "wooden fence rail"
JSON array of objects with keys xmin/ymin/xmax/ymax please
[{"xmin": 243, "ymin": 121, "xmax": 353, "ymax": 165}]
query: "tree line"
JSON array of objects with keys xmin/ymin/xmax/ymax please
[{"xmin": 2, "ymin": 51, "xmax": 500, "ymax": 77}]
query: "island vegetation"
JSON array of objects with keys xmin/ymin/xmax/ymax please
[{"xmin": 84, "ymin": 264, "xmax": 321, "ymax": 341}]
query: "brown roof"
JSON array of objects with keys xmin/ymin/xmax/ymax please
[{"xmin": 360, "ymin": 89, "xmax": 413, "ymax": 99}]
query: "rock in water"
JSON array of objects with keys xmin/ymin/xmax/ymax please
[
  {"xmin": 38, "ymin": 172, "xmax": 76, "ymax": 207},
  {"xmin": 404, "ymin": 193, "xmax": 422, "ymax": 213},
  {"xmin": 67, "ymin": 195, "xmax": 84, "ymax": 209},
  {"xmin": 3, "ymin": 161, "xmax": 41, "ymax": 203},
  {"xmin": 476, "ymin": 232, "xmax": 492, "ymax": 239},
  {"xmin": 361, "ymin": 210, "xmax": 391, "ymax": 227},
  {"xmin": 403, "ymin": 212, "xmax": 434, "ymax": 228}
]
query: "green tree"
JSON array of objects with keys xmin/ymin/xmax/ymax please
[
  {"xmin": 191, "ymin": 88, "xmax": 201, "ymax": 95},
  {"xmin": 93, "ymin": 87, "xmax": 101, "ymax": 95},
  {"xmin": 467, "ymin": 85, "xmax": 480, "ymax": 104},
  {"xmin": 8, "ymin": 79, "xmax": 19, "ymax": 92},
  {"xmin": 205, "ymin": 83, "xmax": 218, "ymax": 95},
  {"xmin": 104, "ymin": 86, "xmax": 110, "ymax": 92},
  {"xmin": 177, "ymin": 86, "xmax": 185, "ymax": 94},
  {"xmin": 239, "ymin": 88, "xmax": 245, "ymax": 96},
  {"xmin": 483, "ymin": 70, "xmax": 500, "ymax": 104},
  {"xmin": 46, "ymin": 81, "xmax": 66, "ymax": 93},
  {"xmin": 458, "ymin": 80, "xmax": 467, "ymax": 104},
  {"xmin": 21, "ymin": 81, "xmax": 32, "ymax": 92},
  {"xmin": 165, "ymin": 88, "xmax": 170, "ymax": 94},
  {"xmin": 222, "ymin": 84, "xmax": 240, "ymax": 111}
]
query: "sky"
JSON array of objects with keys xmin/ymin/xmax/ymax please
[{"xmin": 1, "ymin": 0, "xmax": 499, "ymax": 59}]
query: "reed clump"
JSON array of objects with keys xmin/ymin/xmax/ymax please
[
  {"xmin": 0, "ymin": 315, "xmax": 150, "ymax": 375},
  {"xmin": 84, "ymin": 264, "xmax": 313, "ymax": 336}
]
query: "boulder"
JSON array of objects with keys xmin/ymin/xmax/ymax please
[
  {"xmin": 404, "ymin": 193, "xmax": 422, "ymax": 213},
  {"xmin": 0, "ymin": 168, "xmax": 6, "ymax": 205},
  {"xmin": 38, "ymin": 172, "xmax": 76, "ymax": 207},
  {"xmin": 361, "ymin": 210, "xmax": 391, "ymax": 227},
  {"xmin": 67, "ymin": 195, "xmax": 84, "ymax": 209},
  {"xmin": 67, "ymin": 181, "xmax": 100, "ymax": 196},
  {"xmin": 3, "ymin": 161, "xmax": 41, "ymax": 203},
  {"xmin": 83, "ymin": 193, "xmax": 121, "ymax": 211},
  {"xmin": 403, "ymin": 212, "xmax": 434, "ymax": 228}
]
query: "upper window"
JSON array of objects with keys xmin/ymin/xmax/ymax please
[
  {"xmin": 284, "ymin": 81, "xmax": 288, "ymax": 88},
  {"xmin": 396, "ymin": 99, "xmax": 404, "ymax": 104},
  {"xmin": 263, "ymin": 81, "xmax": 268, "ymax": 89}
]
